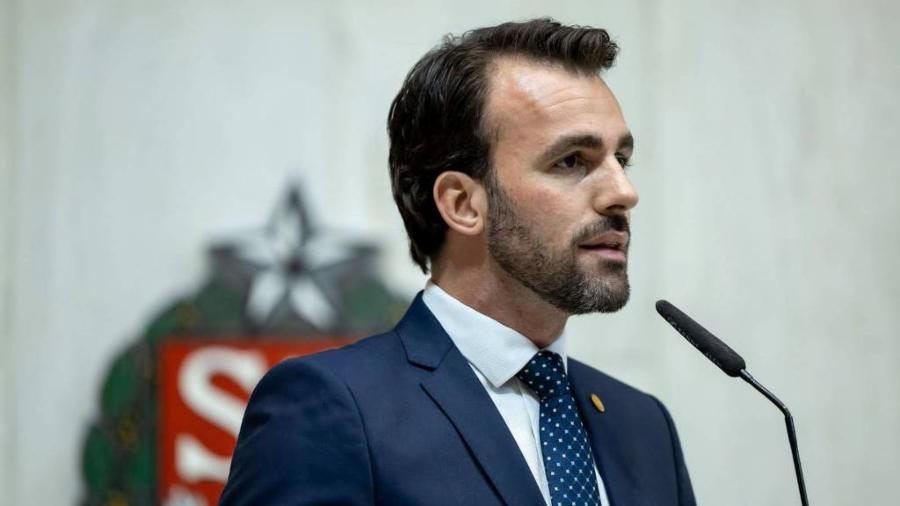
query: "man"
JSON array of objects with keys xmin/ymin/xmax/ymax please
[{"xmin": 220, "ymin": 18, "xmax": 696, "ymax": 506}]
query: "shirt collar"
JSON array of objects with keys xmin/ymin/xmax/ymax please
[{"xmin": 421, "ymin": 280, "xmax": 568, "ymax": 389}]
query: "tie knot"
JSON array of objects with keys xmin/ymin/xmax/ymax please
[{"xmin": 516, "ymin": 351, "xmax": 569, "ymax": 401}]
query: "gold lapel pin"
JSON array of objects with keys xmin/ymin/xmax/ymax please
[{"xmin": 590, "ymin": 393, "xmax": 605, "ymax": 413}]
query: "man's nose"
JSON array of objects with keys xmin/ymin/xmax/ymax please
[{"xmin": 591, "ymin": 161, "xmax": 639, "ymax": 215}]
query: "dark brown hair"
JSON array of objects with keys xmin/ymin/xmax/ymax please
[{"xmin": 387, "ymin": 18, "xmax": 619, "ymax": 272}]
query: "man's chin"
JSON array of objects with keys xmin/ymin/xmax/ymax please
[
  {"xmin": 595, "ymin": 289, "xmax": 630, "ymax": 313},
  {"xmin": 581, "ymin": 274, "xmax": 630, "ymax": 314}
]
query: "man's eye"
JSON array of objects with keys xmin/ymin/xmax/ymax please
[
  {"xmin": 616, "ymin": 156, "xmax": 632, "ymax": 169},
  {"xmin": 557, "ymin": 154, "xmax": 583, "ymax": 170}
]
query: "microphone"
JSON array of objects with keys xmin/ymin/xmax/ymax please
[{"xmin": 656, "ymin": 300, "xmax": 810, "ymax": 506}]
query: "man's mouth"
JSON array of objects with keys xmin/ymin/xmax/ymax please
[{"xmin": 578, "ymin": 231, "xmax": 628, "ymax": 262}]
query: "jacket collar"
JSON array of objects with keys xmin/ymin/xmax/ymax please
[{"xmin": 394, "ymin": 292, "xmax": 456, "ymax": 370}]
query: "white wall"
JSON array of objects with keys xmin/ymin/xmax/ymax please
[
  {"xmin": 2, "ymin": 0, "xmax": 898, "ymax": 504},
  {"xmin": 1, "ymin": 0, "xmax": 18, "ymax": 502}
]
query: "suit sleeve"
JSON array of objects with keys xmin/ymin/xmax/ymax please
[
  {"xmin": 652, "ymin": 396, "xmax": 697, "ymax": 506},
  {"xmin": 218, "ymin": 356, "xmax": 374, "ymax": 506}
]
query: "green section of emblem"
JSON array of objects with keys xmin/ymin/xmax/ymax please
[
  {"xmin": 83, "ymin": 425, "xmax": 115, "ymax": 496},
  {"xmin": 101, "ymin": 351, "xmax": 140, "ymax": 421},
  {"xmin": 82, "ymin": 339, "xmax": 164, "ymax": 506}
]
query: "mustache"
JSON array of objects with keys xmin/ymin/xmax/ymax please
[{"xmin": 570, "ymin": 215, "xmax": 630, "ymax": 246}]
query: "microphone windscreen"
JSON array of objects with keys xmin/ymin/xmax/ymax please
[{"xmin": 656, "ymin": 300, "xmax": 746, "ymax": 377}]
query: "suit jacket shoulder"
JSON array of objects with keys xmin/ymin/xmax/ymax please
[{"xmin": 218, "ymin": 341, "xmax": 378, "ymax": 505}]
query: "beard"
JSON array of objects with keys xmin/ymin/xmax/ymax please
[{"xmin": 485, "ymin": 177, "xmax": 631, "ymax": 315}]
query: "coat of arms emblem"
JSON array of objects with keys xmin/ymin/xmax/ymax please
[{"xmin": 80, "ymin": 186, "xmax": 408, "ymax": 506}]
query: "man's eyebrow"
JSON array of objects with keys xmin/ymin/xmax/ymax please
[
  {"xmin": 540, "ymin": 132, "xmax": 635, "ymax": 162},
  {"xmin": 618, "ymin": 132, "xmax": 634, "ymax": 153}
]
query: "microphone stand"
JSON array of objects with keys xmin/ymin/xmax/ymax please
[{"xmin": 739, "ymin": 370, "xmax": 810, "ymax": 506}]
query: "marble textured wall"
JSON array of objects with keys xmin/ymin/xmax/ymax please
[
  {"xmin": 1, "ymin": 0, "xmax": 898, "ymax": 504},
  {"xmin": 0, "ymin": 0, "xmax": 13, "ymax": 503}
]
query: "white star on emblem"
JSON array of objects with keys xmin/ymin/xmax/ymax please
[{"xmin": 231, "ymin": 188, "xmax": 356, "ymax": 329}]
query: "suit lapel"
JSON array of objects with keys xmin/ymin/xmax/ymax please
[
  {"xmin": 422, "ymin": 354, "xmax": 546, "ymax": 506},
  {"xmin": 396, "ymin": 294, "xmax": 546, "ymax": 506},
  {"xmin": 568, "ymin": 360, "xmax": 640, "ymax": 506}
]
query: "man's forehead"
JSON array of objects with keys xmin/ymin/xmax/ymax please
[
  {"xmin": 488, "ymin": 57, "xmax": 607, "ymax": 98},
  {"xmin": 483, "ymin": 56, "xmax": 625, "ymax": 138}
]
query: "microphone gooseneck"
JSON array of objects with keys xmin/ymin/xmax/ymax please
[{"xmin": 655, "ymin": 299, "xmax": 810, "ymax": 506}]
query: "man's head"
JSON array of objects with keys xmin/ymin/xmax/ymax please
[{"xmin": 388, "ymin": 18, "xmax": 638, "ymax": 314}]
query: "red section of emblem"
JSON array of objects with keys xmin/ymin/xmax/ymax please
[{"xmin": 159, "ymin": 339, "xmax": 348, "ymax": 506}]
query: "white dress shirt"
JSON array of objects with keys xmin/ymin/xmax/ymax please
[{"xmin": 422, "ymin": 281, "xmax": 610, "ymax": 506}]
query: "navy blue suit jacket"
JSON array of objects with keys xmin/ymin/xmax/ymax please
[{"xmin": 220, "ymin": 294, "xmax": 696, "ymax": 505}]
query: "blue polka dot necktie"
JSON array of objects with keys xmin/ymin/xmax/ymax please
[{"xmin": 517, "ymin": 351, "xmax": 601, "ymax": 506}]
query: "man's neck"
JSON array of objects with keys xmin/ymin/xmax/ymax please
[{"xmin": 430, "ymin": 262, "xmax": 568, "ymax": 349}]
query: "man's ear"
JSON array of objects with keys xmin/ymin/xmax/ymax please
[{"xmin": 433, "ymin": 171, "xmax": 487, "ymax": 237}]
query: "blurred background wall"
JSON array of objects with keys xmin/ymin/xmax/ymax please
[{"xmin": 1, "ymin": 0, "xmax": 898, "ymax": 504}]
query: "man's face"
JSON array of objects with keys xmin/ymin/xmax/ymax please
[{"xmin": 482, "ymin": 57, "xmax": 638, "ymax": 314}]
